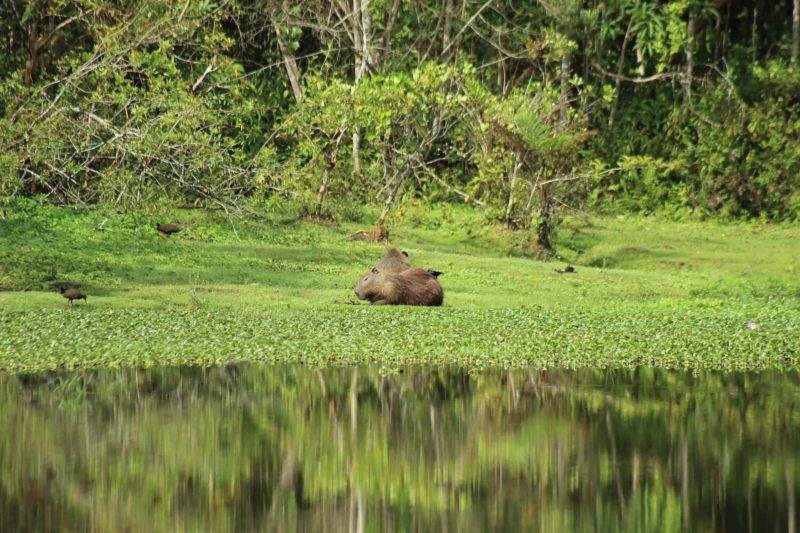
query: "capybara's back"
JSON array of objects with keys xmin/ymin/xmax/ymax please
[{"xmin": 397, "ymin": 268, "xmax": 443, "ymax": 306}]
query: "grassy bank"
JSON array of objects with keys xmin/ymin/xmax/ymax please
[{"xmin": 1, "ymin": 202, "xmax": 799, "ymax": 372}]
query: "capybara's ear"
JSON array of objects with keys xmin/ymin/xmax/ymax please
[
  {"xmin": 401, "ymin": 250, "xmax": 409, "ymax": 257},
  {"xmin": 372, "ymin": 267, "xmax": 379, "ymax": 273}
]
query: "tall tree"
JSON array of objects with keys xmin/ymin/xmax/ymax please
[
  {"xmin": 608, "ymin": 15, "xmax": 634, "ymax": 130},
  {"xmin": 273, "ymin": 0, "xmax": 303, "ymax": 104},
  {"xmin": 685, "ymin": 13, "xmax": 695, "ymax": 102},
  {"xmin": 793, "ymin": 0, "xmax": 799, "ymax": 68}
]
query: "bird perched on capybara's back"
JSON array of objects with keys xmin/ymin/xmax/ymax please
[
  {"xmin": 375, "ymin": 248, "xmax": 411, "ymax": 273},
  {"xmin": 355, "ymin": 267, "xmax": 443, "ymax": 306}
]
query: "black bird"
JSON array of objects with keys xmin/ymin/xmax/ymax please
[
  {"xmin": 401, "ymin": 250, "xmax": 409, "ymax": 257},
  {"xmin": 427, "ymin": 268, "xmax": 443, "ymax": 278},
  {"xmin": 60, "ymin": 287, "xmax": 87, "ymax": 307},
  {"xmin": 156, "ymin": 223, "xmax": 183, "ymax": 236},
  {"xmin": 554, "ymin": 265, "xmax": 576, "ymax": 274}
]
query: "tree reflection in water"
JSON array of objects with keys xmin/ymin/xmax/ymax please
[{"xmin": 0, "ymin": 366, "xmax": 797, "ymax": 532}]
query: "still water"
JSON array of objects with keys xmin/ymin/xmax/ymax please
[{"xmin": 0, "ymin": 365, "xmax": 798, "ymax": 532}]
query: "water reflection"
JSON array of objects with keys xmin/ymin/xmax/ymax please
[{"xmin": 0, "ymin": 366, "xmax": 798, "ymax": 532}]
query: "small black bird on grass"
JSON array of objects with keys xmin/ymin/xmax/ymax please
[
  {"xmin": 554, "ymin": 265, "xmax": 576, "ymax": 274},
  {"xmin": 156, "ymin": 223, "xmax": 184, "ymax": 237},
  {"xmin": 60, "ymin": 287, "xmax": 87, "ymax": 307},
  {"xmin": 427, "ymin": 268, "xmax": 443, "ymax": 278}
]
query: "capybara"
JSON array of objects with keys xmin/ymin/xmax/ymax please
[
  {"xmin": 375, "ymin": 248, "xmax": 411, "ymax": 273},
  {"xmin": 354, "ymin": 267, "xmax": 444, "ymax": 306}
]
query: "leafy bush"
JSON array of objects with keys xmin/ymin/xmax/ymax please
[{"xmin": 587, "ymin": 59, "xmax": 800, "ymax": 221}]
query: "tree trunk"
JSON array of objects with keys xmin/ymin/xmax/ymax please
[
  {"xmin": 314, "ymin": 129, "xmax": 345, "ymax": 217},
  {"xmin": 352, "ymin": 129, "xmax": 362, "ymax": 175},
  {"xmin": 503, "ymin": 156, "xmax": 520, "ymax": 227},
  {"xmin": 597, "ymin": 2, "xmax": 606, "ymax": 60},
  {"xmin": 559, "ymin": 52, "xmax": 570, "ymax": 125},
  {"xmin": 378, "ymin": 173, "xmax": 403, "ymax": 227},
  {"xmin": 273, "ymin": 19, "xmax": 303, "ymax": 103},
  {"xmin": 497, "ymin": 28, "xmax": 506, "ymax": 95},
  {"xmin": 24, "ymin": 23, "xmax": 38, "ymax": 86},
  {"xmin": 352, "ymin": 0, "xmax": 364, "ymax": 76},
  {"xmin": 751, "ymin": 7, "xmax": 758, "ymax": 64},
  {"xmin": 792, "ymin": 0, "xmax": 799, "ymax": 68},
  {"xmin": 350, "ymin": 0, "xmax": 374, "ymax": 79},
  {"xmin": 535, "ymin": 183, "xmax": 555, "ymax": 251},
  {"xmin": 359, "ymin": 0, "xmax": 373, "ymax": 76},
  {"xmin": 636, "ymin": 45, "xmax": 645, "ymax": 77},
  {"xmin": 22, "ymin": 12, "xmax": 88, "ymax": 87},
  {"xmin": 684, "ymin": 15, "xmax": 695, "ymax": 103},
  {"xmin": 350, "ymin": 0, "xmax": 374, "ymax": 176},
  {"xmin": 314, "ymin": 173, "xmax": 329, "ymax": 217},
  {"xmin": 582, "ymin": 37, "xmax": 591, "ymax": 110},
  {"xmin": 608, "ymin": 16, "xmax": 634, "ymax": 131},
  {"xmin": 377, "ymin": 141, "xmax": 402, "ymax": 230},
  {"xmin": 441, "ymin": 0, "xmax": 454, "ymax": 62},
  {"xmin": 373, "ymin": 0, "xmax": 402, "ymax": 67},
  {"xmin": 351, "ymin": 0, "xmax": 364, "ymax": 177},
  {"xmin": 523, "ymin": 172, "xmax": 540, "ymax": 229}
]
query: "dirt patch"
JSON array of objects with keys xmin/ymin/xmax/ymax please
[
  {"xmin": 193, "ymin": 287, "xmax": 241, "ymax": 294},
  {"xmin": 306, "ymin": 214, "xmax": 340, "ymax": 228},
  {"xmin": 346, "ymin": 225, "xmax": 389, "ymax": 243}
]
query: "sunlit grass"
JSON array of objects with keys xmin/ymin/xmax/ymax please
[{"xmin": 1, "ymin": 202, "xmax": 799, "ymax": 371}]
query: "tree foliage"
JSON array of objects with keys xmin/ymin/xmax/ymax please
[{"xmin": 1, "ymin": 0, "xmax": 799, "ymax": 233}]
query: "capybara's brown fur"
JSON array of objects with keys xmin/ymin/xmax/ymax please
[
  {"xmin": 375, "ymin": 248, "xmax": 411, "ymax": 273},
  {"xmin": 354, "ymin": 267, "xmax": 444, "ymax": 306}
]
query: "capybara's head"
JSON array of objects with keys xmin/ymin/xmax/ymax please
[{"xmin": 354, "ymin": 267, "xmax": 382, "ymax": 301}]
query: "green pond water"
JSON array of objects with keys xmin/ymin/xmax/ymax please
[{"xmin": 0, "ymin": 365, "xmax": 798, "ymax": 532}]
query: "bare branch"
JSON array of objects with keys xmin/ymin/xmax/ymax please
[
  {"xmin": 178, "ymin": 0, "xmax": 192, "ymax": 23},
  {"xmin": 593, "ymin": 62, "xmax": 677, "ymax": 84},
  {"xmin": 192, "ymin": 63, "xmax": 217, "ymax": 92},
  {"xmin": 373, "ymin": 0, "xmax": 402, "ymax": 66},
  {"xmin": 439, "ymin": 0, "xmax": 495, "ymax": 60}
]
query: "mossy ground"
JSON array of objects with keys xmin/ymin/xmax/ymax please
[{"xmin": 1, "ymin": 201, "xmax": 798, "ymax": 372}]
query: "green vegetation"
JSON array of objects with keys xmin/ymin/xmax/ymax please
[
  {"xmin": 1, "ymin": 202, "xmax": 798, "ymax": 372},
  {"xmin": 2, "ymin": 1, "xmax": 800, "ymax": 247},
  {"xmin": 3, "ymin": 4, "xmax": 799, "ymax": 527}
]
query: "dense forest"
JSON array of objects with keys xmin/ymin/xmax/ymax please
[{"xmin": 1, "ymin": 1, "xmax": 799, "ymax": 246}]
